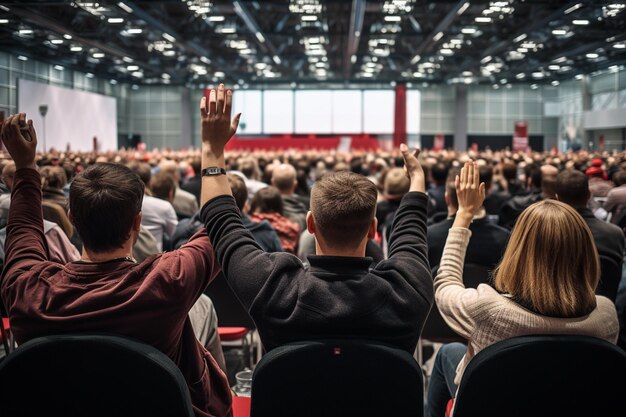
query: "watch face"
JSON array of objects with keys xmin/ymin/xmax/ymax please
[
  {"xmin": 203, "ymin": 167, "xmax": 225, "ymax": 176},
  {"xmin": 208, "ymin": 167, "xmax": 220, "ymax": 174}
]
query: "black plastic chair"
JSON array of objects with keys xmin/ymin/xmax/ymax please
[
  {"xmin": 0, "ymin": 334, "xmax": 194, "ymax": 417},
  {"xmin": 597, "ymin": 254, "xmax": 621, "ymax": 302},
  {"xmin": 421, "ymin": 264, "xmax": 492, "ymax": 343},
  {"xmin": 452, "ymin": 335, "xmax": 626, "ymax": 417},
  {"xmin": 251, "ymin": 339, "xmax": 424, "ymax": 417}
]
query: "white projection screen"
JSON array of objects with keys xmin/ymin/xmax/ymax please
[
  {"xmin": 263, "ymin": 90, "xmax": 294, "ymax": 134},
  {"xmin": 295, "ymin": 90, "xmax": 332, "ymax": 133},
  {"xmin": 363, "ymin": 90, "xmax": 395, "ymax": 134},
  {"xmin": 407, "ymin": 90, "xmax": 422, "ymax": 134},
  {"xmin": 17, "ymin": 78, "xmax": 117, "ymax": 151},
  {"xmin": 332, "ymin": 90, "xmax": 362, "ymax": 133},
  {"xmin": 233, "ymin": 90, "xmax": 262, "ymax": 134}
]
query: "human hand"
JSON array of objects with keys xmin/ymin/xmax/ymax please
[
  {"xmin": 455, "ymin": 160, "xmax": 485, "ymax": 225},
  {"xmin": 1, "ymin": 113, "xmax": 37, "ymax": 170},
  {"xmin": 200, "ymin": 83, "xmax": 241, "ymax": 156},
  {"xmin": 400, "ymin": 143, "xmax": 426, "ymax": 193}
]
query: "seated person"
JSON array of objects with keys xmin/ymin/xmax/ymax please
[
  {"xmin": 249, "ymin": 187, "xmax": 300, "ymax": 254},
  {"xmin": 1, "ymin": 113, "xmax": 231, "ymax": 417},
  {"xmin": 200, "ymin": 85, "xmax": 433, "ymax": 354},
  {"xmin": 555, "ymin": 169, "xmax": 625, "ymax": 301},
  {"xmin": 426, "ymin": 161, "xmax": 618, "ymax": 417},
  {"xmin": 427, "ymin": 178, "xmax": 509, "ymax": 272}
]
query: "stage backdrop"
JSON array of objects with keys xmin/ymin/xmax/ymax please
[{"xmin": 18, "ymin": 78, "xmax": 117, "ymax": 152}]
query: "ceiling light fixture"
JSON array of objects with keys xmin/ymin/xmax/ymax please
[
  {"xmin": 457, "ymin": 2, "xmax": 470, "ymax": 15},
  {"xmin": 572, "ymin": 19, "xmax": 589, "ymax": 25},
  {"xmin": 117, "ymin": 2, "xmax": 133, "ymax": 13},
  {"xmin": 564, "ymin": 3, "xmax": 583, "ymax": 14},
  {"xmin": 108, "ymin": 17, "xmax": 124, "ymax": 23}
]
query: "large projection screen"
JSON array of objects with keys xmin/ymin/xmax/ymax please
[
  {"xmin": 295, "ymin": 90, "xmax": 332, "ymax": 133},
  {"xmin": 18, "ymin": 78, "xmax": 117, "ymax": 151}
]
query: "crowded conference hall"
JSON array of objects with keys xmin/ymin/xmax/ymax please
[{"xmin": 0, "ymin": 0, "xmax": 626, "ymax": 416}]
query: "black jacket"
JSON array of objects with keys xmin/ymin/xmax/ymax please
[
  {"xmin": 427, "ymin": 215, "xmax": 510, "ymax": 272},
  {"xmin": 203, "ymin": 192, "xmax": 434, "ymax": 354}
]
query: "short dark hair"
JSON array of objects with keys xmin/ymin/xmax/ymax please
[
  {"xmin": 250, "ymin": 187, "xmax": 283, "ymax": 215},
  {"xmin": 228, "ymin": 173, "xmax": 248, "ymax": 211},
  {"xmin": 70, "ymin": 163, "xmax": 144, "ymax": 252},
  {"xmin": 150, "ymin": 171, "xmax": 175, "ymax": 201},
  {"xmin": 310, "ymin": 171, "xmax": 377, "ymax": 248},
  {"xmin": 502, "ymin": 162, "xmax": 517, "ymax": 181},
  {"xmin": 556, "ymin": 169, "xmax": 589, "ymax": 207},
  {"xmin": 431, "ymin": 162, "xmax": 449, "ymax": 184},
  {"xmin": 479, "ymin": 165, "xmax": 493, "ymax": 186},
  {"xmin": 126, "ymin": 161, "xmax": 151, "ymax": 187},
  {"xmin": 40, "ymin": 166, "xmax": 67, "ymax": 190},
  {"xmin": 614, "ymin": 170, "xmax": 626, "ymax": 187}
]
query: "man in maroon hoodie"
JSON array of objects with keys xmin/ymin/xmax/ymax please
[{"xmin": 0, "ymin": 113, "xmax": 232, "ymax": 417}]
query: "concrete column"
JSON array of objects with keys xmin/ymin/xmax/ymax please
[
  {"xmin": 581, "ymin": 75, "xmax": 593, "ymax": 149},
  {"xmin": 180, "ymin": 87, "xmax": 193, "ymax": 148},
  {"xmin": 454, "ymin": 84, "xmax": 468, "ymax": 151}
]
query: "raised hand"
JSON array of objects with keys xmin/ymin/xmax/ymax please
[
  {"xmin": 400, "ymin": 143, "xmax": 426, "ymax": 193},
  {"xmin": 1, "ymin": 113, "xmax": 37, "ymax": 170},
  {"xmin": 454, "ymin": 160, "xmax": 485, "ymax": 227},
  {"xmin": 200, "ymin": 83, "xmax": 241, "ymax": 155}
]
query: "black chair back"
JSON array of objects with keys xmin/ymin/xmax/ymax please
[
  {"xmin": 598, "ymin": 254, "xmax": 621, "ymax": 302},
  {"xmin": 251, "ymin": 339, "xmax": 423, "ymax": 417},
  {"xmin": 453, "ymin": 335, "xmax": 626, "ymax": 417},
  {"xmin": 422, "ymin": 264, "xmax": 491, "ymax": 343},
  {"xmin": 0, "ymin": 334, "xmax": 195, "ymax": 417}
]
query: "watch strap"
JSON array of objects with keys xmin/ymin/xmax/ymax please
[{"xmin": 201, "ymin": 166, "xmax": 227, "ymax": 176}]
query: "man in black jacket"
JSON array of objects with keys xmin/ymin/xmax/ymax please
[
  {"xmin": 428, "ymin": 179, "xmax": 510, "ymax": 273},
  {"xmin": 198, "ymin": 85, "xmax": 433, "ymax": 354},
  {"xmin": 556, "ymin": 169, "xmax": 624, "ymax": 301}
]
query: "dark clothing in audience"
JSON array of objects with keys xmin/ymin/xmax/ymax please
[
  {"xmin": 43, "ymin": 187, "xmax": 69, "ymax": 212},
  {"xmin": 428, "ymin": 215, "xmax": 510, "ymax": 272},
  {"xmin": 203, "ymin": 191, "xmax": 434, "ymax": 354},
  {"xmin": 376, "ymin": 198, "xmax": 402, "ymax": 235},
  {"xmin": 281, "ymin": 195, "xmax": 308, "ymax": 232},
  {"xmin": 182, "ymin": 176, "xmax": 202, "ymax": 205},
  {"xmin": 484, "ymin": 191, "xmax": 511, "ymax": 216},
  {"xmin": 498, "ymin": 192, "xmax": 543, "ymax": 229},
  {"xmin": 577, "ymin": 208, "xmax": 624, "ymax": 267},
  {"xmin": 1, "ymin": 168, "xmax": 232, "ymax": 417},
  {"xmin": 428, "ymin": 184, "xmax": 447, "ymax": 216},
  {"xmin": 171, "ymin": 211, "xmax": 282, "ymax": 253}
]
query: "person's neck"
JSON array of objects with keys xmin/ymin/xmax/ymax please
[
  {"xmin": 315, "ymin": 240, "xmax": 367, "ymax": 258},
  {"xmin": 81, "ymin": 244, "xmax": 134, "ymax": 263}
]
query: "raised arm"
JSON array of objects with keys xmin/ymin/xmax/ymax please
[
  {"xmin": 199, "ymin": 84, "xmax": 291, "ymax": 308},
  {"xmin": 375, "ymin": 145, "xmax": 431, "ymax": 297},
  {"xmin": 1, "ymin": 113, "xmax": 49, "ymax": 289},
  {"xmin": 434, "ymin": 161, "xmax": 486, "ymax": 337}
]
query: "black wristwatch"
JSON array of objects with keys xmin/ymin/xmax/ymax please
[{"xmin": 201, "ymin": 166, "xmax": 227, "ymax": 176}]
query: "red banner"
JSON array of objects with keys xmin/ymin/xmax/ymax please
[
  {"xmin": 433, "ymin": 134, "xmax": 444, "ymax": 151},
  {"xmin": 512, "ymin": 121, "xmax": 528, "ymax": 151}
]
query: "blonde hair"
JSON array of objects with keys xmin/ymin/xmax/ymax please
[{"xmin": 494, "ymin": 199, "xmax": 599, "ymax": 318}]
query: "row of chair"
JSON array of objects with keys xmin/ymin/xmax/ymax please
[{"xmin": 0, "ymin": 333, "xmax": 624, "ymax": 417}]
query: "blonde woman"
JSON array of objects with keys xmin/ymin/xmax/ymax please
[{"xmin": 426, "ymin": 161, "xmax": 619, "ymax": 417}]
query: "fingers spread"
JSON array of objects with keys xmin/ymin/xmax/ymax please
[
  {"xmin": 200, "ymin": 96, "xmax": 208, "ymax": 117},
  {"xmin": 208, "ymin": 89, "xmax": 217, "ymax": 114},
  {"xmin": 224, "ymin": 89, "xmax": 233, "ymax": 118},
  {"xmin": 216, "ymin": 84, "xmax": 225, "ymax": 115}
]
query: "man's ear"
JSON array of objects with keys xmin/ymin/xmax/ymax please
[
  {"xmin": 445, "ymin": 192, "xmax": 450, "ymax": 207},
  {"xmin": 367, "ymin": 217, "xmax": 378, "ymax": 240},
  {"xmin": 133, "ymin": 211, "xmax": 142, "ymax": 232},
  {"xmin": 306, "ymin": 211, "xmax": 316, "ymax": 234}
]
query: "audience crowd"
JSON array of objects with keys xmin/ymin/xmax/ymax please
[{"xmin": 0, "ymin": 87, "xmax": 625, "ymax": 417}]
